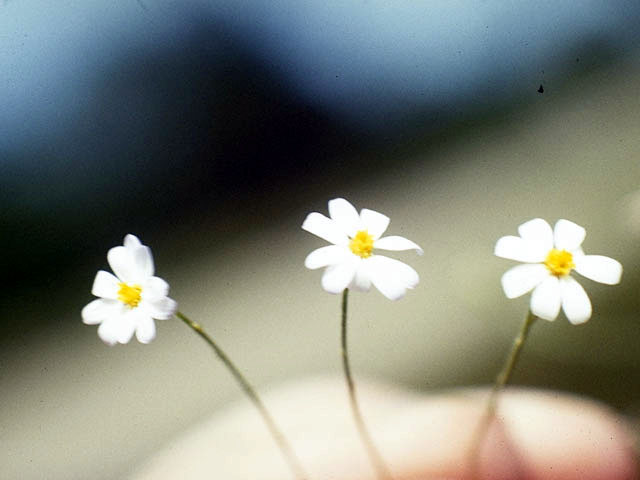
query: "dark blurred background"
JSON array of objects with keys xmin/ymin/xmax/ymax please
[{"xmin": 2, "ymin": 1, "xmax": 640, "ymax": 479}]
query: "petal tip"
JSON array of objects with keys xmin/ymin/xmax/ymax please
[
  {"xmin": 327, "ymin": 197, "xmax": 351, "ymax": 209},
  {"xmin": 124, "ymin": 234, "xmax": 142, "ymax": 248},
  {"xmin": 383, "ymin": 290, "xmax": 406, "ymax": 301},
  {"xmin": 494, "ymin": 236, "xmax": 509, "ymax": 258},
  {"xmin": 530, "ymin": 304, "xmax": 559, "ymax": 321},
  {"xmin": 99, "ymin": 336, "xmax": 117, "ymax": 347},
  {"xmin": 321, "ymin": 285, "xmax": 345, "ymax": 295},
  {"xmin": 301, "ymin": 213, "xmax": 316, "ymax": 231},
  {"xmin": 566, "ymin": 315, "xmax": 591, "ymax": 325},
  {"xmin": 165, "ymin": 298, "xmax": 178, "ymax": 317},
  {"xmin": 611, "ymin": 260, "xmax": 623, "ymax": 285},
  {"xmin": 555, "ymin": 218, "xmax": 584, "ymax": 229}
]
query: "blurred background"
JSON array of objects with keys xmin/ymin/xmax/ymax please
[{"xmin": 1, "ymin": 1, "xmax": 640, "ymax": 478}]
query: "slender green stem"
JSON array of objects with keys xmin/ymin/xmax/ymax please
[
  {"xmin": 469, "ymin": 310, "xmax": 537, "ymax": 476},
  {"xmin": 487, "ymin": 310, "xmax": 537, "ymax": 415},
  {"xmin": 341, "ymin": 290, "xmax": 393, "ymax": 480},
  {"xmin": 176, "ymin": 311, "xmax": 307, "ymax": 480}
]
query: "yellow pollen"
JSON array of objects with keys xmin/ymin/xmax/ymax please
[
  {"xmin": 349, "ymin": 230, "xmax": 375, "ymax": 258},
  {"xmin": 117, "ymin": 282, "xmax": 142, "ymax": 308},
  {"xmin": 544, "ymin": 249, "xmax": 575, "ymax": 277}
]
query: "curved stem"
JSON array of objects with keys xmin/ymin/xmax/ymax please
[
  {"xmin": 341, "ymin": 290, "xmax": 393, "ymax": 480},
  {"xmin": 469, "ymin": 310, "xmax": 537, "ymax": 475},
  {"xmin": 176, "ymin": 311, "xmax": 308, "ymax": 480}
]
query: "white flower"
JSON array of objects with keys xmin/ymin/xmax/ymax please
[
  {"xmin": 495, "ymin": 218, "xmax": 622, "ymax": 324},
  {"xmin": 82, "ymin": 234, "xmax": 178, "ymax": 345},
  {"xmin": 302, "ymin": 198, "xmax": 423, "ymax": 300}
]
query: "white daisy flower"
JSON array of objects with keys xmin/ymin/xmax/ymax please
[
  {"xmin": 81, "ymin": 234, "xmax": 178, "ymax": 345},
  {"xmin": 495, "ymin": 218, "xmax": 622, "ymax": 324},
  {"xmin": 302, "ymin": 198, "xmax": 423, "ymax": 300}
]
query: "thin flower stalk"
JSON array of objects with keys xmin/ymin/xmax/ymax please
[
  {"xmin": 302, "ymin": 198, "xmax": 422, "ymax": 480},
  {"xmin": 469, "ymin": 310, "xmax": 537, "ymax": 474},
  {"xmin": 176, "ymin": 311, "xmax": 308, "ymax": 480},
  {"xmin": 341, "ymin": 290, "xmax": 393, "ymax": 480},
  {"xmin": 486, "ymin": 310, "xmax": 537, "ymax": 416}
]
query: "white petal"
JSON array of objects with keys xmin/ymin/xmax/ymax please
[
  {"xmin": 500, "ymin": 264, "xmax": 548, "ymax": 299},
  {"xmin": 82, "ymin": 298, "xmax": 110, "ymax": 325},
  {"xmin": 360, "ymin": 208, "xmax": 390, "ymax": 239},
  {"xmin": 571, "ymin": 247, "xmax": 585, "ymax": 259},
  {"xmin": 530, "ymin": 276, "xmax": 562, "ymax": 321},
  {"xmin": 91, "ymin": 270, "xmax": 120, "ymax": 299},
  {"xmin": 554, "ymin": 219, "xmax": 586, "ymax": 251},
  {"xmin": 349, "ymin": 261, "xmax": 372, "ymax": 292},
  {"xmin": 304, "ymin": 245, "xmax": 350, "ymax": 270},
  {"xmin": 302, "ymin": 212, "xmax": 349, "ymax": 245},
  {"xmin": 494, "ymin": 236, "xmax": 547, "ymax": 263},
  {"xmin": 124, "ymin": 234, "xmax": 142, "ymax": 249},
  {"xmin": 560, "ymin": 276, "xmax": 592, "ymax": 325},
  {"xmin": 116, "ymin": 316, "xmax": 137, "ymax": 344},
  {"xmin": 97, "ymin": 319, "xmax": 121, "ymax": 346},
  {"xmin": 374, "ymin": 236, "xmax": 423, "ymax": 255},
  {"xmin": 328, "ymin": 198, "xmax": 361, "ymax": 237},
  {"xmin": 574, "ymin": 255, "xmax": 622, "ymax": 285},
  {"xmin": 368, "ymin": 255, "xmax": 419, "ymax": 300},
  {"xmin": 132, "ymin": 245, "xmax": 154, "ymax": 279},
  {"xmin": 109, "ymin": 237, "xmax": 154, "ymax": 283},
  {"xmin": 107, "ymin": 246, "xmax": 137, "ymax": 283},
  {"xmin": 518, "ymin": 218, "xmax": 553, "ymax": 251},
  {"xmin": 135, "ymin": 316, "xmax": 157, "ymax": 344},
  {"xmin": 321, "ymin": 260, "xmax": 357, "ymax": 294},
  {"xmin": 143, "ymin": 297, "xmax": 178, "ymax": 320},
  {"xmin": 142, "ymin": 276, "xmax": 170, "ymax": 300}
]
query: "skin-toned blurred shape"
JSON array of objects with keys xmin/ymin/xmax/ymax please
[{"xmin": 129, "ymin": 376, "xmax": 638, "ymax": 480}]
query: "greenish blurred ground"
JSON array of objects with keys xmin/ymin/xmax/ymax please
[{"xmin": 2, "ymin": 57, "xmax": 640, "ymax": 480}]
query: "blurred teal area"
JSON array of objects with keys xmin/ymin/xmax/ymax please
[{"xmin": 1, "ymin": 1, "xmax": 640, "ymax": 479}]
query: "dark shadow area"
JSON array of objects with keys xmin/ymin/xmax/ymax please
[{"xmin": 0, "ymin": 18, "xmax": 366, "ymax": 335}]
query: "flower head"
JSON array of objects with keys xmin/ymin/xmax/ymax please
[
  {"xmin": 495, "ymin": 218, "xmax": 622, "ymax": 324},
  {"xmin": 302, "ymin": 198, "xmax": 423, "ymax": 300},
  {"xmin": 82, "ymin": 234, "xmax": 178, "ymax": 345}
]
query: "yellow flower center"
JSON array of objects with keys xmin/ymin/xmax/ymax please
[
  {"xmin": 349, "ymin": 230, "xmax": 375, "ymax": 258},
  {"xmin": 544, "ymin": 248, "xmax": 575, "ymax": 277},
  {"xmin": 117, "ymin": 282, "xmax": 142, "ymax": 308}
]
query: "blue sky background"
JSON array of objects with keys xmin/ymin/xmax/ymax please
[{"xmin": 1, "ymin": 0, "xmax": 639, "ymax": 154}]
